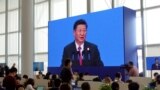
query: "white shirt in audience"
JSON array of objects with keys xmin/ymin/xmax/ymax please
[{"xmin": 25, "ymin": 84, "xmax": 35, "ymax": 90}]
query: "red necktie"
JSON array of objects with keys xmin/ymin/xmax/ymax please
[{"xmin": 78, "ymin": 46, "xmax": 83, "ymax": 66}]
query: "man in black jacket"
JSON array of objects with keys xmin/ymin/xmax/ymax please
[
  {"xmin": 61, "ymin": 19, "xmax": 103, "ymax": 67},
  {"xmin": 60, "ymin": 59, "xmax": 73, "ymax": 84}
]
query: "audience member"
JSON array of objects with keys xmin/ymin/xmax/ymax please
[
  {"xmin": 60, "ymin": 58, "xmax": 73, "ymax": 84},
  {"xmin": 128, "ymin": 61, "xmax": 139, "ymax": 77},
  {"xmin": 111, "ymin": 82, "xmax": 119, "ymax": 90},
  {"xmin": 81, "ymin": 82, "xmax": 90, "ymax": 90},
  {"xmin": 44, "ymin": 72, "xmax": 51, "ymax": 80},
  {"xmin": 4, "ymin": 65, "xmax": 9, "ymax": 76},
  {"xmin": 153, "ymin": 72, "xmax": 159, "ymax": 81},
  {"xmin": 126, "ymin": 79, "xmax": 133, "ymax": 83},
  {"xmin": 77, "ymin": 73, "xmax": 84, "ymax": 81},
  {"xmin": 128, "ymin": 82, "xmax": 139, "ymax": 90},
  {"xmin": 114, "ymin": 72, "xmax": 124, "ymax": 83},
  {"xmin": 93, "ymin": 77, "xmax": 101, "ymax": 82},
  {"xmin": 24, "ymin": 78, "xmax": 35, "ymax": 90},
  {"xmin": 0, "ymin": 65, "xmax": 4, "ymax": 77},
  {"xmin": 60, "ymin": 83, "xmax": 71, "ymax": 90},
  {"xmin": 102, "ymin": 75, "xmax": 112, "ymax": 85},
  {"xmin": 11, "ymin": 63, "xmax": 16, "ymax": 68},
  {"xmin": 49, "ymin": 78, "xmax": 61, "ymax": 90},
  {"xmin": 16, "ymin": 76, "xmax": 24, "ymax": 90},
  {"xmin": 36, "ymin": 71, "xmax": 44, "ymax": 79},
  {"xmin": 3, "ymin": 67, "xmax": 17, "ymax": 90}
]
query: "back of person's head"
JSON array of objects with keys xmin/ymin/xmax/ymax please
[
  {"xmin": 93, "ymin": 77, "xmax": 101, "ymax": 82},
  {"xmin": 81, "ymin": 82, "xmax": 90, "ymax": 90},
  {"xmin": 23, "ymin": 74, "xmax": 28, "ymax": 79},
  {"xmin": 73, "ymin": 19, "xmax": 88, "ymax": 30},
  {"xmin": 54, "ymin": 78, "xmax": 61, "ymax": 88},
  {"xmin": 126, "ymin": 79, "xmax": 133, "ymax": 83},
  {"xmin": 79, "ymin": 73, "xmax": 84, "ymax": 79},
  {"xmin": 128, "ymin": 61, "xmax": 134, "ymax": 66},
  {"xmin": 52, "ymin": 74, "xmax": 57, "ymax": 80},
  {"xmin": 64, "ymin": 58, "xmax": 71, "ymax": 67},
  {"xmin": 115, "ymin": 72, "xmax": 122, "ymax": 79},
  {"xmin": 156, "ymin": 75, "xmax": 160, "ymax": 84},
  {"xmin": 60, "ymin": 83, "xmax": 71, "ymax": 90},
  {"xmin": 25, "ymin": 78, "xmax": 34, "ymax": 87},
  {"xmin": 111, "ymin": 82, "xmax": 119, "ymax": 90},
  {"xmin": 9, "ymin": 67, "xmax": 17, "ymax": 73},
  {"xmin": 128, "ymin": 82, "xmax": 139, "ymax": 90},
  {"xmin": 154, "ymin": 72, "xmax": 159, "ymax": 78}
]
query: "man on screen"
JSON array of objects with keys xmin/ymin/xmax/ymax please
[
  {"xmin": 152, "ymin": 57, "xmax": 160, "ymax": 70},
  {"xmin": 61, "ymin": 19, "xmax": 104, "ymax": 67}
]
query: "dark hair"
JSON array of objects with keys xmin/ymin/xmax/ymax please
[
  {"xmin": 64, "ymin": 58, "xmax": 71, "ymax": 66},
  {"xmin": 79, "ymin": 73, "xmax": 84, "ymax": 79},
  {"xmin": 52, "ymin": 74, "xmax": 57, "ymax": 80},
  {"xmin": 54, "ymin": 78, "xmax": 61, "ymax": 87},
  {"xmin": 24, "ymin": 78, "xmax": 34, "ymax": 88},
  {"xmin": 81, "ymin": 82, "xmax": 90, "ymax": 90},
  {"xmin": 23, "ymin": 74, "xmax": 28, "ymax": 79},
  {"xmin": 111, "ymin": 82, "xmax": 119, "ymax": 90},
  {"xmin": 128, "ymin": 61, "xmax": 133, "ymax": 66},
  {"xmin": 156, "ymin": 75, "xmax": 160, "ymax": 84},
  {"xmin": 154, "ymin": 72, "xmax": 159, "ymax": 77},
  {"xmin": 73, "ymin": 19, "xmax": 88, "ymax": 30},
  {"xmin": 93, "ymin": 77, "xmax": 101, "ymax": 82},
  {"xmin": 115, "ymin": 72, "xmax": 121, "ymax": 78},
  {"xmin": 16, "ymin": 75, "xmax": 21, "ymax": 80},
  {"xmin": 9, "ymin": 67, "xmax": 17, "ymax": 73},
  {"xmin": 128, "ymin": 82, "xmax": 139, "ymax": 90},
  {"xmin": 60, "ymin": 83, "xmax": 71, "ymax": 90}
]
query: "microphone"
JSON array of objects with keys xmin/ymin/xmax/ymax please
[
  {"xmin": 87, "ymin": 47, "xmax": 90, "ymax": 60},
  {"xmin": 71, "ymin": 51, "xmax": 75, "ymax": 61}
]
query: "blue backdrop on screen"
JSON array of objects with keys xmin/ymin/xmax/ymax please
[
  {"xmin": 48, "ymin": 7, "xmax": 136, "ymax": 67},
  {"xmin": 146, "ymin": 57, "xmax": 160, "ymax": 70}
]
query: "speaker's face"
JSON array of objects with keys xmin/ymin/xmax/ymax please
[{"xmin": 74, "ymin": 24, "xmax": 87, "ymax": 45}]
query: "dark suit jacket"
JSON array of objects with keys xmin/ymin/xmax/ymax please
[
  {"xmin": 61, "ymin": 41, "xmax": 104, "ymax": 67},
  {"xmin": 60, "ymin": 67, "xmax": 72, "ymax": 83}
]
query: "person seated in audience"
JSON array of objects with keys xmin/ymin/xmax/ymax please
[
  {"xmin": 111, "ymin": 82, "xmax": 119, "ymax": 90},
  {"xmin": 127, "ymin": 61, "xmax": 139, "ymax": 77},
  {"xmin": 153, "ymin": 72, "xmax": 159, "ymax": 81},
  {"xmin": 149, "ymin": 72, "xmax": 160, "ymax": 89},
  {"xmin": 152, "ymin": 57, "xmax": 160, "ymax": 70},
  {"xmin": 16, "ymin": 75, "xmax": 24, "ymax": 90},
  {"xmin": 44, "ymin": 72, "xmax": 51, "ymax": 80},
  {"xmin": 102, "ymin": 75, "xmax": 112, "ymax": 85},
  {"xmin": 49, "ymin": 78, "xmax": 61, "ymax": 90},
  {"xmin": 24, "ymin": 78, "xmax": 35, "ymax": 90},
  {"xmin": 93, "ymin": 77, "xmax": 101, "ymax": 82},
  {"xmin": 60, "ymin": 83, "xmax": 71, "ymax": 90},
  {"xmin": 48, "ymin": 74, "xmax": 58, "ymax": 87},
  {"xmin": 114, "ymin": 72, "xmax": 124, "ymax": 83},
  {"xmin": 77, "ymin": 73, "xmax": 84, "ymax": 81},
  {"xmin": 128, "ymin": 82, "xmax": 139, "ymax": 90},
  {"xmin": 3, "ymin": 67, "xmax": 17, "ymax": 90},
  {"xmin": 22, "ymin": 74, "xmax": 28, "ymax": 85},
  {"xmin": 60, "ymin": 58, "xmax": 73, "ymax": 84},
  {"xmin": 81, "ymin": 82, "xmax": 90, "ymax": 90},
  {"xmin": 126, "ymin": 79, "xmax": 133, "ymax": 83},
  {"xmin": 36, "ymin": 71, "xmax": 44, "ymax": 79}
]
